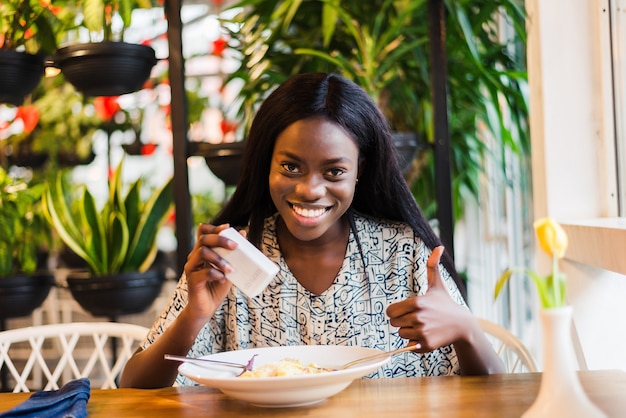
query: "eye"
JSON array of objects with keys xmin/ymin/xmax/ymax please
[
  {"xmin": 326, "ymin": 167, "xmax": 346, "ymax": 178},
  {"xmin": 281, "ymin": 162, "xmax": 300, "ymax": 174}
]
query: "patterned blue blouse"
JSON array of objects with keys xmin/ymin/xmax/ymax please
[{"xmin": 143, "ymin": 212, "xmax": 466, "ymax": 385}]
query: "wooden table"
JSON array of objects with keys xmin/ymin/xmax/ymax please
[{"xmin": 0, "ymin": 370, "xmax": 624, "ymax": 417}]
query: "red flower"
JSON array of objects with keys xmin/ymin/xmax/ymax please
[
  {"xmin": 142, "ymin": 78, "xmax": 154, "ymax": 90},
  {"xmin": 15, "ymin": 105, "xmax": 40, "ymax": 134},
  {"xmin": 23, "ymin": 28, "xmax": 35, "ymax": 40},
  {"xmin": 141, "ymin": 143, "xmax": 158, "ymax": 155},
  {"xmin": 94, "ymin": 97, "xmax": 121, "ymax": 122},
  {"xmin": 220, "ymin": 120, "xmax": 237, "ymax": 134},
  {"xmin": 40, "ymin": 0, "xmax": 59, "ymax": 14},
  {"xmin": 212, "ymin": 37, "xmax": 228, "ymax": 57},
  {"xmin": 167, "ymin": 210, "xmax": 176, "ymax": 224}
]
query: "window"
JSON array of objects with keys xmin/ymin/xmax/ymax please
[{"xmin": 611, "ymin": 0, "xmax": 626, "ymax": 214}]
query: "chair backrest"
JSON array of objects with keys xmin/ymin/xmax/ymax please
[
  {"xmin": 0, "ymin": 322, "xmax": 149, "ymax": 392},
  {"xmin": 477, "ymin": 318, "xmax": 538, "ymax": 373}
]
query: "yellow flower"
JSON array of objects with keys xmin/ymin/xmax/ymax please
[
  {"xmin": 494, "ymin": 217, "xmax": 568, "ymax": 309},
  {"xmin": 534, "ymin": 218, "xmax": 568, "ymax": 259}
]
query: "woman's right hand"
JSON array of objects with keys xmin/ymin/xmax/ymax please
[
  {"xmin": 120, "ymin": 223, "xmax": 242, "ymax": 389},
  {"xmin": 182, "ymin": 223, "xmax": 239, "ymax": 321}
]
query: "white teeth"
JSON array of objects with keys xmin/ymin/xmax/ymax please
[{"xmin": 292, "ymin": 205, "xmax": 327, "ymax": 218}]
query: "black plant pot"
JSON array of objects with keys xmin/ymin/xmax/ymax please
[
  {"xmin": 6, "ymin": 150, "xmax": 49, "ymax": 169},
  {"xmin": 0, "ymin": 50, "xmax": 45, "ymax": 106},
  {"xmin": 0, "ymin": 273, "xmax": 55, "ymax": 321},
  {"xmin": 58, "ymin": 150, "xmax": 97, "ymax": 167},
  {"xmin": 199, "ymin": 141, "xmax": 247, "ymax": 187},
  {"xmin": 66, "ymin": 270, "xmax": 166, "ymax": 318},
  {"xmin": 52, "ymin": 42, "xmax": 157, "ymax": 97},
  {"xmin": 392, "ymin": 132, "xmax": 423, "ymax": 174}
]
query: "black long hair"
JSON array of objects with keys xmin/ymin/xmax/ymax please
[{"xmin": 213, "ymin": 73, "xmax": 461, "ymax": 294}]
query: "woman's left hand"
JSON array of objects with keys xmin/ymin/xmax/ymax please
[{"xmin": 386, "ymin": 246, "xmax": 472, "ymax": 352}]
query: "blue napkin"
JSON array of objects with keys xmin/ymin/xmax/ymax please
[{"xmin": 0, "ymin": 378, "xmax": 90, "ymax": 418}]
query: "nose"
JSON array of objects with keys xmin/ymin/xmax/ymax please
[{"xmin": 294, "ymin": 174, "xmax": 325, "ymax": 200}]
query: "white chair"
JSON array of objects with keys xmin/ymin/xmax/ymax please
[
  {"xmin": 477, "ymin": 318, "xmax": 538, "ymax": 373},
  {"xmin": 0, "ymin": 322, "xmax": 149, "ymax": 392}
]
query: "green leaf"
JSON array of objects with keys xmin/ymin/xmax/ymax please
[
  {"xmin": 81, "ymin": 188, "xmax": 107, "ymax": 273},
  {"xmin": 321, "ymin": 0, "xmax": 339, "ymax": 47},
  {"xmin": 494, "ymin": 268, "xmax": 515, "ymax": 300},
  {"xmin": 42, "ymin": 176, "xmax": 100, "ymax": 274},
  {"xmin": 118, "ymin": 0, "xmax": 133, "ymax": 28},
  {"xmin": 81, "ymin": 0, "xmax": 104, "ymax": 33},
  {"xmin": 108, "ymin": 211, "xmax": 129, "ymax": 272},
  {"xmin": 0, "ymin": 242, "xmax": 12, "ymax": 276},
  {"xmin": 17, "ymin": 239, "xmax": 37, "ymax": 274},
  {"xmin": 123, "ymin": 178, "xmax": 173, "ymax": 271},
  {"xmin": 124, "ymin": 180, "xmax": 142, "ymax": 242}
]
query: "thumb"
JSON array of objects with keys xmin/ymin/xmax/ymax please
[{"xmin": 426, "ymin": 246, "xmax": 446, "ymax": 292}]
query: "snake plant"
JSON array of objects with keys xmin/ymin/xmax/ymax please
[{"xmin": 42, "ymin": 160, "xmax": 173, "ymax": 275}]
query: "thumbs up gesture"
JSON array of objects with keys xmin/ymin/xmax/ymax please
[{"xmin": 386, "ymin": 246, "xmax": 472, "ymax": 353}]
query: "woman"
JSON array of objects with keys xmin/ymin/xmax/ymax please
[{"xmin": 120, "ymin": 73, "xmax": 504, "ymax": 388}]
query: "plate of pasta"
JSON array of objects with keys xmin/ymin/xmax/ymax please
[{"xmin": 177, "ymin": 345, "xmax": 389, "ymax": 407}]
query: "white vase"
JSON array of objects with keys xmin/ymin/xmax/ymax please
[{"xmin": 523, "ymin": 306, "xmax": 606, "ymax": 418}]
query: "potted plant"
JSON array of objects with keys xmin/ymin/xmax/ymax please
[
  {"xmin": 0, "ymin": 0, "xmax": 75, "ymax": 105},
  {"xmin": 1, "ymin": 75, "xmax": 103, "ymax": 170},
  {"xmin": 42, "ymin": 158, "xmax": 174, "ymax": 318},
  {"xmin": 51, "ymin": 0, "xmax": 160, "ymax": 96},
  {"xmin": 0, "ymin": 167, "xmax": 55, "ymax": 322},
  {"xmin": 223, "ymin": 0, "xmax": 529, "ymax": 220}
]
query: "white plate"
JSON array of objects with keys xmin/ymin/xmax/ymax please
[{"xmin": 178, "ymin": 345, "xmax": 389, "ymax": 407}]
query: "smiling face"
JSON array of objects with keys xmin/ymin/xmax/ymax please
[{"xmin": 269, "ymin": 116, "xmax": 361, "ymax": 244}]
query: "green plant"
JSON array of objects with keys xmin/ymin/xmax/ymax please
[
  {"xmin": 191, "ymin": 190, "xmax": 223, "ymax": 227},
  {"xmin": 43, "ymin": 158, "xmax": 174, "ymax": 275},
  {"xmin": 78, "ymin": 0, "xmax": 158, "ymax": 42},
  {"xmin": 0, "ymin": 0, "xmax": 76, "ymax": 53},
  {"xmin": 223, "ymin": 0, "xmax": 529, "ymax": 220},
  {"xmin": 0, "ymin": 166, "xmax": 51, "ymax": 276},
  {"xmin": 1, "ymin": 75, "xmax": 104, "ymax": 169}
]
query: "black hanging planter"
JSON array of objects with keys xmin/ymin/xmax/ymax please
[
  {"xmin": 392, "ymin": 132, "xmax": 424, "ymax": 174},
  {"xmin": 5, "ymin": 148, "xmax": 49, "ymax": 169},
  {"xmin": 52, "ymin": 42, "xmax": 157, "ymax": 97},
  {"xmin": 0, "ymin": 273, "xmax": 55, "ymax": 321},
  {"xmin": 0, "ymin": 50, "xmax": 45, "ymax": 106},
  {"xmin": 58, "ymin": 150, "xmax": 97, "ymax": 167},
  {"xmin": 65, "ymin": 270, "xmax": 166, "ymax": 318},
  {"xmin": 191, "ymin": 141, "xmax": 246, "ymax": 187},
  {"xmin": 5, "ymin": 141, "xmax": 96, "ymax": 169}
]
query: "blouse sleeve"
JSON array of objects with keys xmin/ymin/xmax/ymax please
[{"xmin": 141, "ymin": 273, "xmax": 189, "ymax": 350}]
